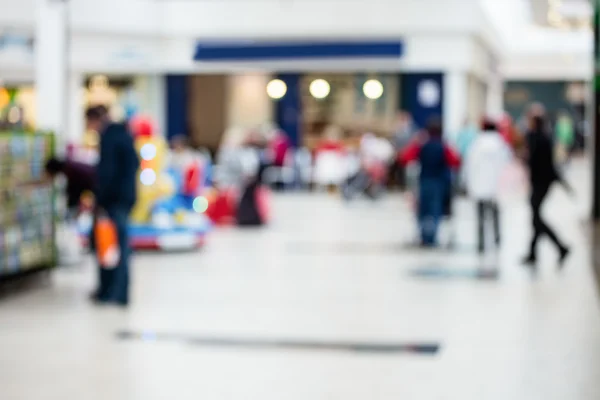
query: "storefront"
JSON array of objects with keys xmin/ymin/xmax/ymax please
[{"xmin": 165, "ymin": 34, "xmax": 499, "ymax": 151}]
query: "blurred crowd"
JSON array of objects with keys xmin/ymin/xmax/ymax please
[
  {"xmin": 210, "ymin": 102, "xmax": 574, "ymax": 266},
  {"xmin": 43, "ymin": 101, "xmax": 576, "ymax": 307}
]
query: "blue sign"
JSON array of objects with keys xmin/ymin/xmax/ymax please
[{"xmin": 194, "ymin": 41, "xmax": 403, "ymax": 61}]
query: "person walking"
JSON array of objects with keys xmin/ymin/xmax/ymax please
[
  {"xmin": 463, "ymin": 119, "xmax": 512, "ymax": 254},
  {"xmin": 87, "ymin": 105, "xmax": 140, "ymax": 306},
  {"xmin": 522, "ymin": 114, "xmax": 570, "ymax": 267},
  {"xmin": 400, "ymin": 118, "xmax": 460, "ymax": 246}
]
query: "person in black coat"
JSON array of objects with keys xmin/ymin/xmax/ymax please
[
  {"xmin": 522, "ymin": 115, "xmax": 570, "ymax": 267},
  {"xmin": 87, "ymin": 105, "xmax": 140, "ymax": 306}
]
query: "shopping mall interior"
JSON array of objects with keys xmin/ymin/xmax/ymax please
[{"xmin": 1, "ymin": 0, "xmax": 600, "ymax": 398}]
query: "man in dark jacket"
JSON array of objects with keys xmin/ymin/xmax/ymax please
[
  {"xmin": 87, "ymin": 105, "xmax": 140, "ymax": 306},
  {"xmin": 45, "ymin": 158, "xmax": 95, "ymax": 213},
  {"xmin": 523, "ymin": 114, "xmax": 570, "ymax": 267}
]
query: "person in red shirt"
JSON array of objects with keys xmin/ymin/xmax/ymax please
[
  {"xmin": 399, "ymin": 118, "xmax": 460, "ymax": 246},
  {"xmin": 268, "ymin": 129, "xmax": 291, "ymax": 167},
  {"xmin": 314, "ymin": 125, "xmax": 346, "ymax": 156}
]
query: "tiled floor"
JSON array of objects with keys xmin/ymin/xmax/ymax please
[{"xmin": 0, "ymin": 160, "xmax": 599, "ymax": 399}]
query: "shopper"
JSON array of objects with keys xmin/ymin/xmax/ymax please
[
  {"xmin": 463, "ymin": 119, "xmax": 512, "ymax": 253},
  {"xmin": 266, "ymin": 128, "xmax": 292, "ymax": 189},
  {"xmin": 400, "ymin": 118, "xmax": 460, "ymax": 246},
  {"xmin": 168, "ymin": 134, "xmax": 196, "ymax": 172},
  {"xmin": 45, "ymin": 157, "xmax": 95, "ymax": 215},
  {"xmin": 87, "ymin": 105, "xmax": 140, "ymax": 306},
  {"xmin": 555, "ymin": 111, "xmax": 574, "ymax": 167},
  {"xmin": 522, "ymin": 114, "xmax": 570, "ymax": 267}
]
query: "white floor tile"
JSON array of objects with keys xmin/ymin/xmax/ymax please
[{"xmin": 0, "ymin": 159, "xmax": 598, "ymax": 399}]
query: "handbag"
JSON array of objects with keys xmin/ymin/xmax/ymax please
[{"xmin": 94, "ymin": 212, "xmax": 120, "ymax": 269}]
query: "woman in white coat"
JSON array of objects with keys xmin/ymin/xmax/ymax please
[{"xmin": 463, "ymin": 120, "xmax": 512, "ymax": 253}]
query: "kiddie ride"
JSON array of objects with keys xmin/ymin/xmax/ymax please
[{"xmin": 79, "ymin": 116, "xmax": 212, "ymax": 251}]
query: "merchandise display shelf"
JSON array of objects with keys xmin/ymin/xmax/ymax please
[{"xmin": 0, "ymin": 131, "xmax": 55, "ymax": 280}]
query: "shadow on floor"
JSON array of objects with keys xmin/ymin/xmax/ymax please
[
  {"xmin": 286, "ymin": 241, "xmax": 474, "ymax": 255},
  {"xmin": 116, "ymin": 330, "xmax": 442, "ymax": 355}
]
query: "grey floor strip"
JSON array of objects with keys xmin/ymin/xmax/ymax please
[
  {"xmin": 287, "ymin": 241, "xmax": 474, "ymax": 255},
  {"xmin": 409, "ymin": 267, "xmax": 500, "ymax": 280},
  {"xmin": 116, "ymin": 330, "xmax": 441, "ymax": 355}
]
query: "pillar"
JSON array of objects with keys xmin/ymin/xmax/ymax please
[
  {"xmin": 399, "ymin": 72, "xmax": 444, "ymax": 131},
  {"xmin": 486, "ymin": 73, "xmax": 504, "ymax": 119},
  {"xmin": 66, "ymin": 71, "xmax": 84, "ymax": 144},
  {"xmin": 35, "ymin": 0, "xmax": 68, "ymax": 149},
  {"xmin": 275, "ymin": 74, "xmax": 301, "ymax": 147},
  {"xmin": 134, "ymin": 75, "xmax": 166, "ymax": 137},
  {"xmin": 594, "ymin": 0, "xmax": 600, "ymax": 220},
  {"xmin": 165, "ymin": 75, "xmax": 188, "ymax": 141},
  {"xmin": 443, "ymin": 70, "xmax": 468, "ymax": 137}
]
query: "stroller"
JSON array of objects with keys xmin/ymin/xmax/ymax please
[
  {"xmin": 406, "ymin": 163, "xmax": 457, "ymax": 248},
  {"xmin": 342, "ymin": 135, "xmax": 393, "ymax": 201},
  {"xmin": 342, "ymin": 159, "xmax": 387, "ymax": 201}
]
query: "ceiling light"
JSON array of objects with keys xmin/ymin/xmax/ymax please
[
  {"xmin": 309, "ymin": 79, "xmax": 330, "ymax": 99},
  {"xmin": 363, "ymin": 79, "xmax": 384, "ymax": 100},
  {"xmin": 266, "ymin": 79, "xmax": 287, "ymax": 100}
]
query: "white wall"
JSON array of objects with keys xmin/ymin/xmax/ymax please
[
  {"xmin": 0, "ymin": 0, "xmax": 35, "ymax": 28},
  {"xmin": 0, "ymin": 0, "xmax": 502, "ymax": 78},
  {"xmin": 0, "ymin": 0, "xmax": 491, "ymax": 37},
  {"xmin": 482, "ymin": 0, "xmax": 592, "ymax": 81},
  {"xmin": 502, "ymin": 54, "xmax": 591, "ymax": 81},
  {"xmin": 70, "ymin": 34, "xmax": 160, "ymax": 73},
  {"xmin": 161, "ymin": 0, "xmax": 482, "ymax": 38}
]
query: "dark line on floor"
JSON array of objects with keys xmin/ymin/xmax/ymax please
[
  {"xmin": 286, "ymin": 241, "xmax": 474, "ymax": 255},
  {"xmin": 116, "ymin": 330, "xmax": 441, "ymax": 355},
  {"xmin": 409, "ymin": 267, "xmax": 500, "ymax": 280}
]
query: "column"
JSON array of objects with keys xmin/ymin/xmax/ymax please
[
  {"xmin": 166, "ymin": 75, "xmax": 188, "ymax": 141},
  {"xmin": 134, "ymin": 74, "xmax": 166, "ymax": 136},
  {"xmin": 275, "ymin": 74, "xmax": 301, "ymax": 147},
  {"xmin": 486, "ymin": 73, "xmax": 504, "ymax": 119},
  {"xmin": 399, "ymin": 72, "xmax": 444, "ymax": 131},
  {"xmin": 35, "ymin": 0, "xmax": 68, "ymax": 149},
  {"xmin": 66, "ymin": 71, "xmax": 84, "ymax": 144},
  {"xmin": 593, "ymin": 0, "xmax": 600, "ymax": 220},
  {"xmin": 443, "ymin": 70, "xmax": 468, "ymax": 138}
]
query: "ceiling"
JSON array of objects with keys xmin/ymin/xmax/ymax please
[{"xmin": 530, "ymin": 0, "xmax": 591, "ymax": 30}]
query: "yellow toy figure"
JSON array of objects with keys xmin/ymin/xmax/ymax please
[
  {"xmin": 129, "ymin": 117, "xmax": 175, "ymax": 224},
  {"xmin": 76, "ymin": 115, "xmax": 210, "ymax": 251}
]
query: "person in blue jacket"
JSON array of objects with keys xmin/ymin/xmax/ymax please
[{"xmin": 87, "ymin": 105, "xmax": 140, "ymax": 307}]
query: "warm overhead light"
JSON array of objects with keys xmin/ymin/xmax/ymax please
[
  {"xmin": 363, "ymin": 79, "xmax": 384, "ymax": 100},
  {"xmin": 309, "ymin": 79, "xmax": 330, "ymax": 99},
  {"xmin": 266, "ymin": 79, "xmax": 287, "ymax": 100}
]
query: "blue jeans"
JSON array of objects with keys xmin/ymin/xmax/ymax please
[
  {"xmin": 418, "ymin": 179, "xmax": 445, "ymax": 246},
  {"xmin": 96, "ymin": 207, "xmax": 131, "ymax": 305}
]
